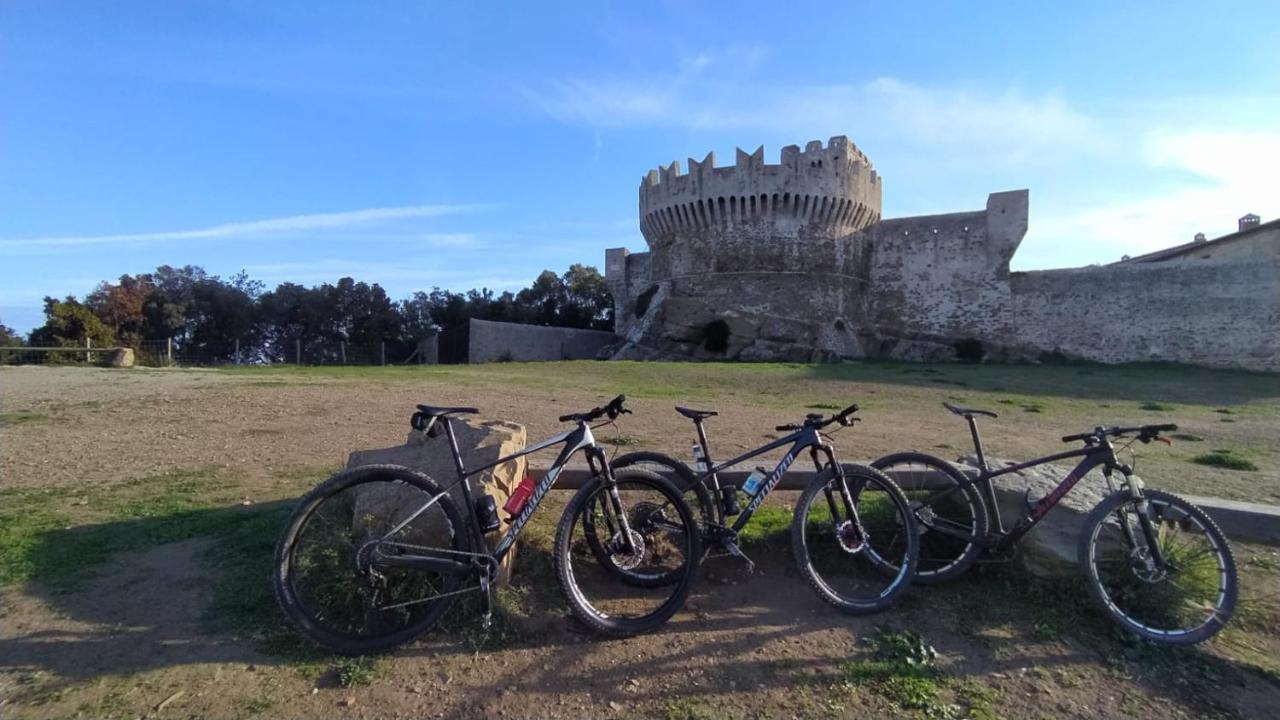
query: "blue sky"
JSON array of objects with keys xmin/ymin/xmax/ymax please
[{"xmin": 3, "ymin": 1, "xmax": 1278, "ymax": 333}]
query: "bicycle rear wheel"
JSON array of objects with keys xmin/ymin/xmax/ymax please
[
  {"xmin": 792, "ymin": 464, "xmax": 918, "ymax": 614},
  {"xmin": 556, "ymin": 465, "xmax": 702, "ymax": 636},
  {"xmin": 1080, "ymin": 489, "xmax": 1237, "ymax": 645},
  {"xmin": 273, "ymin": 464, "xmax": 472, "ymax": 654},
  {"xmin": 870, "ymin": 452, "xmax": 987, "ymax": 584}
]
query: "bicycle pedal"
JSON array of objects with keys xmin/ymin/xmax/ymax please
[{"xmin": 721, "ymin": 538, "xmax": 756, "ymax": 575}]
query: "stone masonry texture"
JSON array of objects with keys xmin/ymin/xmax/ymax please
[{"xmin": 605, "ymin": 136, "xmax": 1279, "ymax": 372}]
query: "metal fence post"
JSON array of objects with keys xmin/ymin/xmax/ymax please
[
  {"xmin": 340, "ymin": 341, "xmax": 347, "ymax": 365},
  {"xmin": 85, "ymin": 337, "xmax": 91, "ymax": 364},
  {"xmin": 380, "ymin": 341, "xmax": 386, "ymax": 366},
  {"xmin": 235, "ymin": 339, "xmax": 241, "ymax": 364},
  {"xmin": 166, "ymin": 337, "xmax": 173, "ymax": 366},
  {"xmin": 295, "ymin": 338, "xmax": 302, "ymax": 365}
]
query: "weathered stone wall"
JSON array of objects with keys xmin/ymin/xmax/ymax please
[
  {"xmin": 604, "ymin": 135, "xmax": 1279, "ymax": 373},
  {"xmin": 467, "ymin": 318, "xmax": 615, "ymax": 363},
  {"xmin": 1007, "ymin": 261, "xmax": 1280, "ymax": 371}
]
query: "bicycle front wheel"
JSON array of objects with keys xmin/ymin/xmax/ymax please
[
  {"xmin": 792, "ymin": 464, "xmax": 918, "ymax": 614},
  {"xmin": 1079, "ymin": 489, "xmax": 1237, "ymax": 645},
  {"xmin": 273, "ymin": 464, "xmax": 472, "ymax": 654},
  {"xmin": 555, "ymin": 465, "xmax": 702, "ymax": 636},
  {"xmin": 586, "ymin": 452, "xmax": 714, "ymax": 588}
]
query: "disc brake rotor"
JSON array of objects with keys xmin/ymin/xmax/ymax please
[{"xmin": 609, "ymin": 529, "xmax": 648, "ymax": 570}]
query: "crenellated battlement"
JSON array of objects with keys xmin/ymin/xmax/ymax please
[{"xmin": 637, "ymin": 135, "xmax": 882, "ymax": 242}]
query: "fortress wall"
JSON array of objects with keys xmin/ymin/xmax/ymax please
[
  {"xmin": 467, "ymin": 318, "xmax": 616, "ymax": 363},
  {"xmin": 1008, "ymin": 262, "xmax": 1280, "ymax": 372}
]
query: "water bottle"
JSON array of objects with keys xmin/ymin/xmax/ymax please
[
  {"xmin": 503, "ymin": 471, "xmax": 538, "ymax": 517},
  {"xmin": 742, "ymin": 467, "xmax": 768, "ymax": 496}
]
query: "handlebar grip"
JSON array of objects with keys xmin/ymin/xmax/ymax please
[
  {"xmin": 558, "ymin": 413, "xmax": 577, "ymax": 422},
  {"xmin": 1061, "ymin": 432, "xmax": 1091, "ymax": 443},
  {"xmin": 776, "ymin": 424, "xmax": 799, "ymax": 432}
]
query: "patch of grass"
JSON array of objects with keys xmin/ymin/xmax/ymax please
[
  {"xmin": 1214, "ymin": 408, "xmax": 1234, "ymax": 414},
  {"xmin": 0, "ymin": 468, "xmax": 241, "ymax": 587},
  {"xmin": 806, "ymin": 403, "xmax": 841, "ymax": 410},
  {"xmin": 1022, "ymin": 403, "xmax": 1044, "ymax": 413},
  {"xmin": 243, "ymin": 697, "xmax": 275, "ymax": 714},
  {"xmin": 952, "ymin": 679, "xmax": 1001, "ymax": 720},
  {"xmin": 1139, "ymin": 401, "xmax": 1175, "ymax": 411},
  {"xmin": 664, "ymin": 698, "xmax": 719, "ymax": 720},
  {"xmin": 842, "ymin": 627, "xmax": 947, "ymax": 713},
  {"xmin": 334, "ymin": 656, "xmax": 380, "ymax": 688},
  {"xmin": 1171, "ymin": 433, "xmax": 1204, "ymax": 442},
  {"xmin": 1191, "ymin": 450, "xmax": 1259, "ymax": 471},
  {"xmin": 735, "ymin": 504, "xmax": 792, "ymax": 547},
  {"xmin": 0, "ymin": 410, "xmax": 49, "ymax": 426}
]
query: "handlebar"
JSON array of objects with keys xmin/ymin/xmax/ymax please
[
  {"xmin": 776, "ymin": 403, "xmax": 859, "ymax": 432},
  {"xmin": 559, "ymin": 394, "xmax": 630, "ymax": 424},
  {"xmin": 1061, "ymin": 423, "xmax": 1177, "ymax": 444}
]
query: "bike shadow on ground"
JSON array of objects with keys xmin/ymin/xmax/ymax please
[{"xmin": 1, "ymin": 504, "xmax": 1272, "ymax": 718}]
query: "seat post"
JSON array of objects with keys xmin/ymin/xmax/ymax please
[
  {"xmin": 693, "ymin": 419, "xmax": 719, "ymax": 490},
  {"xmin": 442, "ymin": 418, "xmax": 468, "ymax": 477},
  {"xmin": 966, "ymin": 416, "xmax": 989, "ymax": 472}
]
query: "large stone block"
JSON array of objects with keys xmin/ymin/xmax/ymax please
[
  {"xmin": 958, "ymin": 455, "xmax": 1114, "ymax": 577},
  {"xmin": 103, "ymin": 347, "xmax": 135, "ymax": 368},
  {"xmin": 348, "ymin": 419, "xmax": 527, "ymax": 584}
]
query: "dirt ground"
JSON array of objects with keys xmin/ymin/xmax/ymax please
[{"xmin": 2, "ymin": 364, "xmax": 1278, "ymax": 719}]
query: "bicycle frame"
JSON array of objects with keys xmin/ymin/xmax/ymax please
[
  {"xmin": 691, "ymin": 423, "xmax": 844, "ymax": 534},
  {"xmin": 372, "ymin": 416, "xmax": 623, "ymax": 577},
  {"xmin": 953, "ymin": 416, "xmax": 1145, "ymax": 552}
]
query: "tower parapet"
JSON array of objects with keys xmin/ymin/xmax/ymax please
[{"xmin": 638, "ymin": 136, "xmax": 881, "ymax": 243}]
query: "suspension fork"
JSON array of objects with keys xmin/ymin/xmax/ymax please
[
  {"xmin": 587, "ymin": 445, "xmax": 639, "ymax": 554},
  {"xmin": 1113, "ymin": 464, "xmax": 1168, "ymax": 567},
  {"xmin": 813, "ymin": 445, "xmax": 859, "ymax": 526}
]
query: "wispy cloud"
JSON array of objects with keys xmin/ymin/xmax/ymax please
[
  {"xmin": 240, "ymin": 258, "xmax": 531, "ymax": 290},
  {"xmin": 526, "ymin": 53, "xmax": 1099, "ymax": 166},
  {"xmin": 0, "ymin": 204, "xmax": 489, "ymax": 251},
  {"xmin": 1021, "ymin": 128, "xmax": 1280, "ymax": 268}
]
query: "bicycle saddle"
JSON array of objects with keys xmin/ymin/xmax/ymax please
[
  {"xmin": 942, "ymin": 402, "xmax": 998, "ymax": 419},
  {"xmin": 415, "ymin": 404, "xmax": 480, "ymax": 417},
  {"xmin": 675, "ymin": 406, "xmax": 718, "ymax": 420}
]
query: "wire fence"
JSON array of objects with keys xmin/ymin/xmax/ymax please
[{"xmin": 1, "ymin": 337, "xmax": 435, "ymax": 367}]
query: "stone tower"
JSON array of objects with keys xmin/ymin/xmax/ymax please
[{"xmin": 608, "ymin": 136, "xmax": 882, "ymax": 360}]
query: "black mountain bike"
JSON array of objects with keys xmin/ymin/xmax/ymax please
[
  {"xmin": 605, "ymin": 404, "xmax": 919, "ymax": 614},
  {"xmin": 871, "ymin": 402, "xmax": 1237, "ymax": 644},
  {"xmin": 273, "ymin": 396, "xmax": 701, "ymax": 653}
]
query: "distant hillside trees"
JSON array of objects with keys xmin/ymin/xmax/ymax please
[{"xmin": 21, "ymin": 263, "xmax": 613, "ymax": 362}]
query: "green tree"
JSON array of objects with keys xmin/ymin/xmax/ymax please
[
  {"xmin": 560, "ymin": 263, "xmax": 613, "ymax": 330},
  {"xmin": 0, "ymin": 320, "xmax": 21, "ymax": 347},
  {"xmin": 86, "ymin": 274, "xmax": 153, "ymax": 347},
  {"xmin": 29, "ymin": 297, "xmax": 118, "ymax": 350}
]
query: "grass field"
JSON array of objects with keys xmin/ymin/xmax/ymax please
[{"xmin": 1, "ymin": 360, "xmax": 1278, "ymax": 719}]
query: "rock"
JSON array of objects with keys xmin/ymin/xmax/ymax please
[
  {"xmin": 103, "ymin": 347, "xmax": 135, "ymax": 368},
  {"xmin": 957, "ymin": 455, "xmax": 1119, "ymax": 577},
  {"xmin": 348, "ymin": 419, "xmax": 527, "ymax": 585}
]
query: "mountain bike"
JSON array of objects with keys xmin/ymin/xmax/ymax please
[
  {"xmin": 603, "ymin": 404, "xmax": 919, "ymax": 614},
  {"xmin": 272, "ymin": 395, "xmax": 701, "ymax": 653},
  {"xmin": 871, "ymin": 402, "xmax": 1237, "ymax": 644}
]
